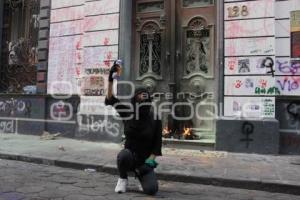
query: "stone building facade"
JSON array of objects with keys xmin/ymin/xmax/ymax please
[{"xmin": 0, "ymin": 0, "xmax": 299, "ymax": 154}]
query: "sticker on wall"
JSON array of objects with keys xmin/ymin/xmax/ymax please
[
  {"xmin": 225, "ymin": 56, "xmax": 275, "ymax": 75},
  {"xmin": 81, "ymin": 75, "xmax": 107, "ymax": 96},
  {"xmin": 224, "ymin": 97, "xmax": 275, "ymax": 118}
]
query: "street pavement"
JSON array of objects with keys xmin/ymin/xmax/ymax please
[
  {"xmin": 0, "ymin": 134, "xmax": 300, "ymax": 195},
  {"xmin": 0, "ymin": 159, "xmax": 299, "ymax": 200}
]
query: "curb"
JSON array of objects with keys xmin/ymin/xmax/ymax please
[{"xmin": 0, "ymin": 153, "xmax": 299, "ymax": 196}]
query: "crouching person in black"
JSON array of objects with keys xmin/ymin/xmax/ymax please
[{"xmin": 105, "ymin": 60, "xmax": 162, "ymax": 196}]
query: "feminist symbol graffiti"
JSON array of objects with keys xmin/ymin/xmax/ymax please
[{"xmin": 240, "ymin": 121, "xmax": 254, "ymax": 148}]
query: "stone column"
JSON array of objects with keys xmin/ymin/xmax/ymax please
[
  {"xmin": 37, "ymin": 0, "xmax": 51, "ymax": 94},
  {"xmin": 0, "ymin": 0, "xmax": 4, "ymax": 63},
  {"xmin": 118, "ymin": 0, "xmax": 133, "ymax": 97}
]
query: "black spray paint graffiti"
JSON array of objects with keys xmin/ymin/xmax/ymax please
[
  {"xmin": 240, "ymin": 121, "xmax": 254, "ymax": 148},
  {"xmin": 287, "ymin": 102, "xmax": 300, "ymax": 121},
  {"xmin": 260, "ymin": 57, "xmax": 275, "ymax": 77},
  {"xmin": 282, "ymin": 102, "xmax": 300, "ymax": 130}
]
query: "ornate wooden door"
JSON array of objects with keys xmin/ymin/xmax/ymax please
[{"xmin": 132, "ymin": 0, "xmax": 217, "ymax": 142}]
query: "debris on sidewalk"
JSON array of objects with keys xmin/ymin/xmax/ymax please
[
  {"xmin": 40, "ymin": 132, "xmax": 61, "ymax": 140},
  {"xmin": 163, "ymin": 148, "xmax": 227, "ymax": 158},
  {"xmin": 291, "ymin": 159, "xmax": 300, "ymax": 165},
  {"xmin": 58, "ymin": 145, "xmax": 66, "ymax": 151},
  {"xmin": 84, "ymin": 168, "xmax": 96, "ymax": 173}
]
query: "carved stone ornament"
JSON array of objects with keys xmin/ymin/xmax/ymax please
[
  {"xmin": 136, "ymin": 17, "xmax": 142, "ymax": 28},
  {"xmin": 188, "ymin": 17, "xmax": 207, "ymax": 30},
  {"xmin": 189, "ymin": 77, "xmax": 205, "ymax": 95},
  {"xmin": 142, "ymin": 78, "xmax": 157, "ymax": 93},
  {"xmin": 160, "ymin": 14, "xmax": 166, "ymax": 26},
  {"xmin": 184, "ymin": 17, "xmax": 210, "ymax": 78}
]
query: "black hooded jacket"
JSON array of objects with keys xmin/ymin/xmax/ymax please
[{"xmin": 105, "ymin": 88, "xmax": 162, "ymax": 164}]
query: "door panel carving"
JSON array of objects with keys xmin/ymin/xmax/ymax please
[{"xmin": 183, "ymin": 17, "xmax": 214, "ymax": 79}]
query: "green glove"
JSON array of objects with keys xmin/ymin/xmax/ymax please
[{"xmin": 145, "ymin": 158, "xmax": 158, "ymax": 168}]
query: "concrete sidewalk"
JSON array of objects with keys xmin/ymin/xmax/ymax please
[{"xmin": 0, "ymin": 134, "xmax": 300, "ymax": 195}]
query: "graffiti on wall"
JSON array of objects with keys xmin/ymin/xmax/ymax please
[
  {"xmin": 276, "ymin": 76, "xmax": 300, "ymax": 96},
  {"xmin": 48, "ymin": 0, "xmax": 120, "ymax": 96},
  {"xmin": 0, "ymin": 99, "xmax": 31, "ymax": 117},
  {"xmin": 225, "ymin": 56, "xmax": 275, "ymax": 75},
  {"xmin": 240, "ymin": 121, "xmax": 254, "ymax": 148},
  {"xmin": 286, "ymin": 102, "xmax": 300, "ymax": 129},
  {"xmin": 77, "ymin": 115, "xmax": 121, "ymax": 138},
  {"xmin": 279, "ymin": 101, "xmax": 300, "ymax": 151},
  {"xmin": 0, "ymin": 120, "xmax": 15, "ymax": 133},
  {"xmin": 276, "ymin": 59, "xmax": 300, "ymax": 76},
  {"xmin": 50, "ymin": 101, "xmax": 74, "ymax": 121},
  {"xmin": 225, "ymin": 37, "xmax": 275, "ymax": 57},
  {"xmin": 224, "ymin": 97, "xmax": 275, "ymax": 118},
  {"xmin": 224, "ymin": 0, "xmax": 274, "ymax": 20},
  {"xmin": 225, "ymin": 76, "xmax": 278, "ymax": 96},
  {"xmin": 224, "ymin": 0, "xmax": 276, "ymax": 119},
  {"xmin": 225, "ymin": 18, "xmax": 274, "ymax": 38}
]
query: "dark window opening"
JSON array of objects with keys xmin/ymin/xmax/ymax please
[
  {"xmin": 139, "ymin": 22, "xmax": 161, "ymax": 77},
  {"xmin": 0, "ymin": 0, "xmax": 40, "ymax": 94}
]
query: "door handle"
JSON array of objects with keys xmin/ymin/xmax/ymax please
[
  {"xmin": 176, "ymin": 50, "xmax": 181, "ymax": 61},
  {"xmin": 166, "ymin": 51, "xmax": 170, "ymax": 63}
]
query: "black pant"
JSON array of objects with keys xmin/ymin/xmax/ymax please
[{"xmin": 117, "ymin": 149, "xmax": 159, "ymax": 195}]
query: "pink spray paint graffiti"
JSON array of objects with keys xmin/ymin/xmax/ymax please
[
  {"xmin": 48, "ymin": 1, "xmax": 120, "ymax": 95},
  {"xmin": 225, "ymin": 18, "xmax": 274, "ymax": 38}
]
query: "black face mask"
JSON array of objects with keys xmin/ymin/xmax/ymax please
[{"xmin": 132, "ymin": 89, "xmax": 152, "ymax": 119}]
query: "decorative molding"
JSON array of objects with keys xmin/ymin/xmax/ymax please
[
  {"xmin": 142, "ymin": 78, "xmax": 157, "ymax": 93},
  {"xmin": 137, "ymin": 1, "xmax": 164, "ymax": 13},
  {"xmin": 183, "ymin": 17, "xmax": 214, "ymax": 79}
]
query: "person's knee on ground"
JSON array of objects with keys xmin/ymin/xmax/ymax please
[
  {"xmin": 117, "ymin": 149, "xmax": 134, "ymax": 179},
  {"xmin": 139, "ymin": 170, "xmax": 159, "ymax": 195}
]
